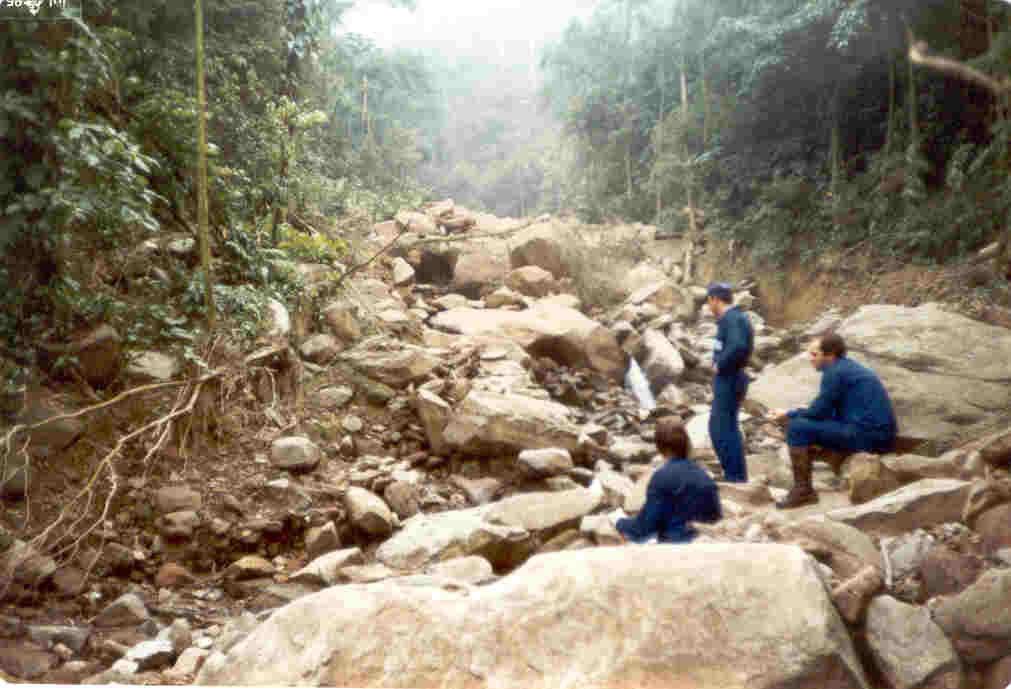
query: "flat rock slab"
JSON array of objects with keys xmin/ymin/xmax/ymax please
[
  {"xmin": 751, "ymin": 304, "xmax": 1011, "ymax": 445},
  {"xmin": 375, "ymin": 508, "xmax": 527, "ymax": 571},
  {"xmin": 826, "ymin": 479, "xmax": 971, "ymax": 536},
  {"xmin": 197, "ymin": 544, "xmax": 868, "ymax": 689},
  {"xmin": 482, "ymin": 488, "xmax": 601, "ymax": 533},
  {"xmin": 443, "ymin": 389, "xmax": 582, "ymax": 455}
]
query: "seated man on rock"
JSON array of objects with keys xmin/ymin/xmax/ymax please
[
  {"xmin": 616, "ymin": 416, "xmax": 722, "ymax": 544},
  {"xmin": 769, "ymin": 333, "xmax": 898, "ymax": 509}
]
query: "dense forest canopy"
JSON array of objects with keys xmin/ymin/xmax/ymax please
[{"xmin": 2, "ymin": 0, "xmax": 1011, "ymax": 383}]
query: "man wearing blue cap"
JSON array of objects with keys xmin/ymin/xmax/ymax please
[{"xmin": 706, "ymin": 282, "xmax": 753, "ymax": 482}]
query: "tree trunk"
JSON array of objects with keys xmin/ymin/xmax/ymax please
[
  {"xmin": 830, "ymin": 111, "xmax": 842, "ymax": 233},
  {"xmin": 908, "ymin": 52, "xmax": 919, "ymax": 140},
  {"xmin": 701, "ymin": 54, "xmax": 710, "ymax": 148},
  {"xmin": 830, "ymin": 85, "xmax": 842, "ymax": 204},
  {"xmin": 626, "ymin": 137, "xmax": 633, "ymax": 200},
  {"xmin": 681, "ymin": 55, "xmax": 697, "ymax": 283},
  {"xmin": 270, "ymin": 139, "xmax": 287, "ymax": 246},
  {"xmin": 195, "ymin": 0, "xmax": 215, "ymax": 330},
  {"xmin": 656, "ymin": 59, "xmax": 665, "ymax": 218},
  {"xmin": 885, "ymin": 56, "xmax": 896, "ymax": 154},
  {"xmin": 362, "ymin": 76, "xmax": 371, "ymax": 142}
]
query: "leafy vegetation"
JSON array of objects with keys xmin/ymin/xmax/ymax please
[
  {"xmin": 534, "ymin": 0, "xmax": 1011, "ymax": 270},
  {"xmin": 0, "ymin": 0, "xmax": 421, "ymax": 374},
  {"xmin": 3, "ymin": 0, "xmax": 1011, "ymax": 384}
]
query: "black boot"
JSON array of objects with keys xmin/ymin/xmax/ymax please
[{"xmin": 776, "ymin": 447, "xmax": 819, "ymax": 509}]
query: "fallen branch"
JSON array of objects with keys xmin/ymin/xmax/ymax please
[
  {"xmin": 333, "ymin": 224, "xmax": 411, "ymax": 289},
  {"xmin": 287, "ymin": 211, "xmax": 322, "ymax": 236},
  {"xmin": 909, "ymin": 39, "xmax": 1010, "ymax": 96},
  {"xmin": 909, "ymin": 35, "xmax": 1011, "ymax": 279},
  {"xmin": 404, "ymin": 218, "xmax": 537, "ymax": 246}
]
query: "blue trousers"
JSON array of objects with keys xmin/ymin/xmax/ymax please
[
  {"xmin": 787, "ymin": 417, "xmax": 894, "ymax": 454},
  {"xmin": 709, "ymin": 372, "xmax": 749, "ymax": 482}
]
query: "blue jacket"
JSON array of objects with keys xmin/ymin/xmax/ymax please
[
  {"xmin": 616, "ymin": 457, "xmax": 722, "ymax": 544},
  {"xmin": 714, "ymin": 306, "xmax": 754, "ymax": 377},
  {"xmin": 788, "ymin": 356, "xmax": 898, "ymax": 436}
]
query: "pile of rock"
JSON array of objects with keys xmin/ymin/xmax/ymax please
[{"xmin": 3, "ymin": 203, "xmax": 1011, "ymax": 689}]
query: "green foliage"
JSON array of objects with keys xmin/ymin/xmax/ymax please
[
  {"xmin": 182, "ymin": 276, "xmax": 270, "ymax": 345},
  {"xmin": 722, "ymin": 174, "xmax": 821, "ymax": 266},
  {"xmin": 0, "ymin": 0, "xmax": 426, "ymax": 361},
  {"xmin": 53, "ymin": 120, "xmax": 164, "ymax": 244},
  {"xmin": 277, "ymin": 226, "xmax": 348, "ymax": 264}
]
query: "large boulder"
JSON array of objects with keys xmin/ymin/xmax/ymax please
[
  {"xmin": 0, "ymin": 540, "xmax": 57, "ymax": 587},
  {"xmin": 638, "ymin": 328, "xmax": 685, "ymax": 392},
  {"xmin": 750, "ymin": 304, "xmax": 1011, "ymax": 445},
  {"xmin": 516, "ymin": 448, "xmax": 573, "ymax": 477},
  {"xmin": 18, "ymin": 399, "xmax": 84, "ymax": 463},
  {"xmin": 290, "ymin": 548, "xmax": 364, "ymax": 586},
  {"xmin": 125, "ymin": 351, "xmax": 180, "ymax": 383},
  {"xmin": 976, "ymin": 503, "xmax": 1011, "ymax": 557},
  {"xmin": 848, "ymin": 453, "xmax": 904, "ymax": 504},
  {"xmin": 504, "ymin": 265, "xmax": 556, "ymax": 298},
  {"xmin": 627, "ymin": 281, "xmax": 688, "ymax": 312},
  {"xmin": 430, "ymin": 302, "xmax": 625, "ymax": 381},
  {"xmin": 339, "ymin": 340, "xmax": 441, "ymax": 388},
  {"xmin": 264, "ymin": 298, "xmax": 291, "ymax": 338},
  {"xmin": 933, "ymin": 568, "xmax": 1011, "ymax": 664},
  {"xmin": 509, "ymin": 234, "xmax": 567, "ymax": 278},
  {"xmin": 197, "ymin": 544, "xmax": 868, "ymax": 688},
  {"xmin": 299, "ymin": 334, "xmax": 342, "ymax": 364},
  {"xmin": 865, "ymin": 595, "xmax": 962, "ymax": 689},
  {"xmin": 442, "ymin": 390, "xmax": 582, "ymax": 455},
  {"xmin": 40, "ymin": 324, "xmax": 122, "ymax": 389},
  {"xmin": 414, "ymin": 389, "xmax": 452, "ymax": 455},
  {"xmin": 451, "ymin": 250, "xmax": 510, "ymax": 298},
  {"xmin": 322, "ymin": 301, "xmax": 363, "ymax": 343},
  {"xmin": 395, "ymin": 210, "xmax": 437, "ymax": 235},
  {"xmin": 269, "ymin": 436, "xmax": 321, "ymax": 472},
  {"xmin": 391, "ymin": 257, "xmax": 416, "ymax": 287},
  {"xmin": 621, "ymin": 264, "xmax": 669, "ymax": 296},
  {"xmin": 343, "ymin": 487, "xmax": 395, "ymax": 539},
  {"xmin": 779, "ymin": 516, "xmax": 882, "ymax": 581}
]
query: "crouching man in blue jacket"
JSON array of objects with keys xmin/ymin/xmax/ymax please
[
  {"xmin": 769, "ymin": 333, "xmax": 897, "ymax": 509},
  {"xmin": 616, "ymin": 416, "xmax": 722, "ymax": 544}
]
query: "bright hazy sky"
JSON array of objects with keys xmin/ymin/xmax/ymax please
[{"xmin": 341, "ymin": 0, "xmax": 599, "ymax": 48}]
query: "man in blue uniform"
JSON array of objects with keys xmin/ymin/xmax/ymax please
[
  {"xmin": 770, "ymin": 333, "xmax": 898, "ymax": 509},
  {"xmin": 616, "ymin": 416, "xmax": 721, "ymax": 543},
  {"xmin": 706, "ymin": 282, "xmax": 754, "ymax": 483}
]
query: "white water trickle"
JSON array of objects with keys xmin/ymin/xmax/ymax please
[{"xmin": 624, "ymin": 358, "xmax": 656, "ymax": 411}]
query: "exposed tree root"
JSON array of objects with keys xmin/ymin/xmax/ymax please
[{"xmin": 0, "ymin": 342, "xmax": 299, "ymax": 595}]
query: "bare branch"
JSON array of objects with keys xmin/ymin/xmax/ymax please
[
  {"xmin": 909, "ymin": 38, "xmax": 1011, "ymax": 95},
  {"xmin": 333, "ymin": 225, "xmax": 411, "ymax": 289},
  {"xmin": 404, "ymin": 219, "xmax": 538, "ymax": 246}
]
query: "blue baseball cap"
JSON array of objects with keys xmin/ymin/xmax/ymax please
[{"xmin": 706, "ymin": 282, "xmax": 734, "ymax": 302}]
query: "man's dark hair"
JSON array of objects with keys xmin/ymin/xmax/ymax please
[
  {"xmin": 706, "ymin": 282, "xmax": 734, "ymax": 304},
  {"xmin": 819, "ymin": 332, "xmax": 847, "ymax": 358},
  {"xmin": 655, "ymin": 416, "xmax": 691, "ymax": 458}
]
